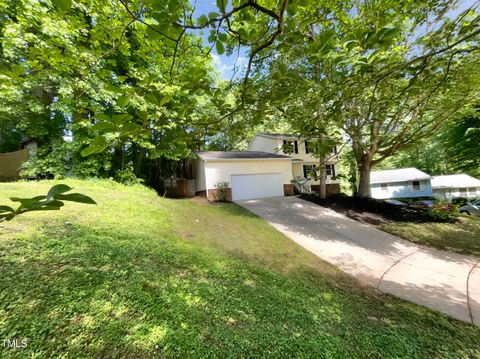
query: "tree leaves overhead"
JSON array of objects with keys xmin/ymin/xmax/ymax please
[
  {"xmin": 250, "ymin": 1, "xmax": 480, "ymax": 197},
  {"xmin": 52, "ymin": 0, "xmax": 72, "ymax": 11}
]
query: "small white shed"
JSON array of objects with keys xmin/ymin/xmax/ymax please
[{"xmin": 193, "ymin": 151, "xmax": 293, "ymax": 201}]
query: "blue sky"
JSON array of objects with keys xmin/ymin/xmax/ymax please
[{"xmin": 192, "ymin": 1, "xmax": 246, "ymax": 80}]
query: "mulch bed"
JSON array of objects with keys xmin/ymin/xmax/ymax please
[{"xmin": 299, "ymin": 194, "xmax": 450, "ymax": 225}]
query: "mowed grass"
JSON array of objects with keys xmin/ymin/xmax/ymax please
[
  {"xmin": 380, "ymin": 216, "xmax": 480, "ymax": 257},
  {"xmin": 0, "ymin": 180, "xmax": 479, "ymax": 358}
]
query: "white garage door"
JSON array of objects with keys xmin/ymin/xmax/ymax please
[{"xmin": 231, "ymin": 173, "xmax": 284, "ymax": 201}]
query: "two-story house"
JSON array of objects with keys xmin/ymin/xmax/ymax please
[
  {"xmin": 248, "ymin": 133, "xmax": 341, "ymax": 194},
  {"xmin": 192, "ymin": 133, "xmax": 341, "ymax": 202}
]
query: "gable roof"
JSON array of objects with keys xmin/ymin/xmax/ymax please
[
  {"xmin": 431, "ymin": 174, "xmax": 480, "ymax": 189},
  {"xmin": 196, "ymin": 151, "xmax": 291, "ymax": 160},
  {"xmin": 370, "ymin": 167, "xmax": 431, "ymax": 184}
]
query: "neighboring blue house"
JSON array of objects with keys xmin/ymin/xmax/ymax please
[{"xmin": 370, "ymin": 167, "xmax": 433, "ymax": 199}]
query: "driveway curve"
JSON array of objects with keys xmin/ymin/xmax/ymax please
[{"xmin": 238, "ymin": 196, "xmax": 480, "ymax": 326}]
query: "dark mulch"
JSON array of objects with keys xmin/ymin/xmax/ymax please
[{"xmin": 299, "ymin": 194, "xmax": 450, "ymax": 225}]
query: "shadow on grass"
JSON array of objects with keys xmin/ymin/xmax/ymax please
[{"xmin": 1, "ymin": 223, "xmax": 480, "ymax": 358}]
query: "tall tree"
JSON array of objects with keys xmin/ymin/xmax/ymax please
[
  {"xmin": 250, "ymin": 0, "xmax": 480, "ymax": 197},
  {"xmin": 441, "ymin": 103, "xmax": 480, "ymax": 177}
]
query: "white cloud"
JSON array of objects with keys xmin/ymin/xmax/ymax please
[
  {"xmin": 211, "ymin": 53, "xmax": 247, "ymax": 79},
  {"xmin": 211, "ymin": 53, "xmax": 232, "ymax": 79}
]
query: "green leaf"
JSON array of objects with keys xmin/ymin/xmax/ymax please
[
  {"xmin": 92, "ymin": 122, "xmax": 115, "ymax": 132},
  {"xmin": 81, "ymin": 145, "xmax": 107, "ymax": 157},
  {"xmin": 54, "ymin": 193, "xmax": 97, "ymax": 204},
  {"xmin": 81, "ymin": 136, "xmax": 107, "ymax": 156},
  {"xmin": 52, "ymin": 0, "xmax": 72, "ymax": 11},
  {"xmin": 208, "ymin": 12, "xmax": 220, "ymax": 20},
  {"xmin": 26, "ymin": 201, "xmax": 64, "ymax": 211},
  {"xmin": 47, "ymin": 184, "xmax": 73, "ymax": 200},
  {"xmin": 112, "ymin": 114, "xmax": 133, "ymax": 123},
  {"xmin": 197, "ymin": 15, "xmax": 208, "ymax": 26},
  {"xmin": 218, "ymin": 32, "xmax": 228, "ymax": 42},
  {"xmin": 0, "ymin": 213, "xmax": 15, "ymax": 221},
  {"xmin": 215, "ymin": 41, "xmax": 225, "ymax": 55},
  {"xmin": 145, "ymin": 93, "xmax": 159, "ymax": 105},
  {"xmin": 90, "ymin": 136, "xmax": 108, "ymax": 146},
  {"xmin": 121, "ymin": 123, "xmax": 142, "ymax": 134},
  {"xmin": 0, "ymin": 205, "xmax": 14, "ymax": 213},
  {"xmin": 13, "ymin": 198, "xmax": 43, "ymax": 209},
  {"xmin": 216, "ymin": 0, "xmax": 226, "ymax": 12},
  {"xmin": 146, "ymin": 25, "xmax": 163, "ymax": 40},
  {"xmin": 94, "ymin": 114, "xmax": 111, "ymax": 121},
  {"xmin": 160, "ymin": 95, "xmax": 173, "ymax": 106},
  {"xmin": 117, "ymin": 96, "xmax": 130, "ymax": 107},
  {"xmin": 105, "ymin": 84, "xmax": 123, "ymax": 94},
  {"xmin": 208, "ymin": 30, "xmax": 216, "ymax": 43},
  {"xmin": 137, "ymin": 111, "xmax": 149, "ymax": 121}
]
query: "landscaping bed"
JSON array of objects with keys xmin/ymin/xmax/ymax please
[{"xmin": 299, "ymin": 193, "xmax": 449, "ymax": 225}]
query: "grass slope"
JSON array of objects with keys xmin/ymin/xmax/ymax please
[
  {"xmin": 380, "ymin": 217, "xmax": 480, "ymax": 257},
  {"xmin": 0, "ymin": 180, "xmax": 479, "ymax": 358}
]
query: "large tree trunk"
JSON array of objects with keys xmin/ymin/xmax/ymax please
[{"xmin": 357, "ymin": 159, "xmax": 372, "ymax": 198}]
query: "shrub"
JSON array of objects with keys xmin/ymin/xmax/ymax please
[
  {"xmin": 451, "ymin": 197, "xmax": 469, "ymax": 206},
  {"xmin": 429, "ymin": 201, "xmax": 458, "ymax": 221},
  {"xmin": 214, "ymin": 181, "xmax": 229, "ymax": 201},
  {"xmin": 114, "ymin": 165, "xmax": 144, "ymax": 186},
  {"xmin": 21, "ymin": 141, "xmax": 69, "ymax": 179}
]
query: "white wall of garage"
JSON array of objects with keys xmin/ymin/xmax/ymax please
[{"xmin": 204, "ymin": 159, "xmax": 292, "ymax": 190}]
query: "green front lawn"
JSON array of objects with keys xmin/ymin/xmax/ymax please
[
  {"xmin": 1, "ymin": 180, "xmax": 479, "ymax": 358},
  {"xmin": 380, "ymin": 215, "xmax": 480, "ymax": 257}
]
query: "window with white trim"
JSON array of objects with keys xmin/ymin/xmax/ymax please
[
  {"xmin": 381, "ymin": 183, "xmax": 388, "ymax": 191},
  {"xmin": 326, "ymin": 164, "xmax": 336, "ymax": 177},
  {"xmin": 412, "ymin": 180, "xmax": 421, "ymax": 191},
  {"xmin": 459, "ymin": 188, "xmax": 467, "ymax": 196}
]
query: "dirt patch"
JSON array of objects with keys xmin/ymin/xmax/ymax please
[{"xmin": 300, "ymin": 194, "xmax": 451, "ymax": 224}]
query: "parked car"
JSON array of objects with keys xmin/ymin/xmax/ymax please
[
  {"xmin": 386, "ymin": 199, "xmax": 407, "ymax": 206},
  {"xmin": 459, "ymin": 199, "xmax": 480, "ymax": 216},
  {"xmin": 410, "ymin": 200, "xmax": 435, "ymax": 209}
]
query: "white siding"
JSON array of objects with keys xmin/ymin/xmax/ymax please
[
  {"xmin": 205, "ymin": 159, "xmax": 292, "ymax": 189},
  {"xmin": 193, "ymin": 159, "xmax": 206, "ymax": 192},
  {"xmin": 248, "ymin": 136, "xmax": 280, "ymax": 152},
  {"xmin": 290, "ymin": 141, "xmax": 338, "ymax": 163},
  {"xmin": 248, "ymin": 135, "xmax": 338, "ymax": 164},
  {"xmin": 371, "ymin": 180, "xmax": 433, "ymax": 199},
  {"xmin": 433, "ymin": 187, "xmax": 480, "ymax": 200}
]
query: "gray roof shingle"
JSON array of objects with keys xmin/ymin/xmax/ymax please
[{"xmin": 196, "ymin": 151, "xmax": 291, "ymax": 160}]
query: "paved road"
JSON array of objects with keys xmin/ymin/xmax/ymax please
[{"xmin": 238, "ymin": 196, "xmax": 480, "ymax": 326}]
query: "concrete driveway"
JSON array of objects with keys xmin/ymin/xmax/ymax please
[{"xmin": 238, "ymin": 196, "xmax": 480, "ymax": 326}]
